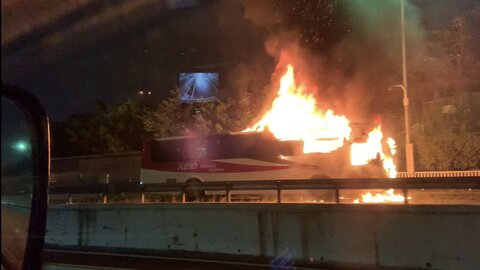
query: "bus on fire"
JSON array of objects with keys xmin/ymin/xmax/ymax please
[{"xmin": 140, "ymin": 131, "xmax": 385, "ymax": 200}]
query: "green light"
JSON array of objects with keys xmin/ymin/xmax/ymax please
[{"xmin": 13, "ymin": 141, "xmax": 28, "ymax": 152}]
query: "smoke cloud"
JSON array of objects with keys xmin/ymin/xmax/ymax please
[{"xmin": 241, "ymin": 0, "xmax": 427, "ymax": 130}]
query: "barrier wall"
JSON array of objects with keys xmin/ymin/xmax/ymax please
[{"xmin": 46, "ymin": 204, "xmax": 480, "ymax": 269}]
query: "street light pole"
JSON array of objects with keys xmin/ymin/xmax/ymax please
[
  {"xmin": 394, "ymin": 0, "xmax": 415, "ymax": 174},
  {"xmin": 401, "ymin": 0, "xmax": 408, "ymax": 92},
  {"xmin": 388, "ymin": 84, "xmax": 414, "ymax": 173}
]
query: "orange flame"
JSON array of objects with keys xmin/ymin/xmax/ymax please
[
  {"xmin": 350, "ymin": 127, "xmax": 402, "ymax": 203},
  {"xmin": 353, "ymin": 189, "xmax": 407, "ymax": 204},
  {"xmin": 244, "ymin": 64, "xmax": 399, "ymax": 185},
  {"xmin": 245, "ymin": 65, "xmax": 351, "ymax": 153},
  {"xmin": 351, "ymin": 126, "xmax": 398, "ymax": 178}
]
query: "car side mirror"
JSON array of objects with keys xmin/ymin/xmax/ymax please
[{"xmin": 1, "ymin": 84, "xmax": 50, "ymax": 270}]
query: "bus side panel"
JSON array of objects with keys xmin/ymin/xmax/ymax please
[{"xmin": 140, "ymin": 165, "xmax": 325, "ymax": 184}]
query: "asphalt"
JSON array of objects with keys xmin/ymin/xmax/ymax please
[
  {"xmin": 1, "ymin": 206, "xmax": 30, "ymax": 269},
  {"xmin": 43, "ymin": 249, "xmax": 298, "ymax": 270}
]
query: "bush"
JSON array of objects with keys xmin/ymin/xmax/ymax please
[{"xmin": 415, "ymin": 133, "xmax": 480, "ymax": 170}]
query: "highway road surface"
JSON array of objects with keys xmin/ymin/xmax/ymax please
[
  {"xmin": 43, "ymin": 248, "xmax": 328, "ymax": 270},
  {"xmin": 1, "ymin": 205, "xmax": 29, "ymax": 269}
]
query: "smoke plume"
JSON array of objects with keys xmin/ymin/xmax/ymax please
[{"xmin": 241, "ymin": 0, "xmax": 427, "ymax": 129}]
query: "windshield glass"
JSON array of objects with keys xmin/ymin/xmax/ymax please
[{"xmin": 2, "ymin": 0, "xmax": 479, "ymax": 269}]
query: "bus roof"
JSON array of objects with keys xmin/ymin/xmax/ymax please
[{"xmin": 152, "ymin": 131, "xmax": 270, "ymax": 142}]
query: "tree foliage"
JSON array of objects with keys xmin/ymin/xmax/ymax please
[
  {"xmin": 421, "ymin": 92, "xmax": 480, "ymax": 135},
  {"xmin": 64, "ymin": 113, "xmax": 107, "ymax": 155},
  {"xmin": 415, "ymin": 133, "xmax": 480, "ymax": 171},
  {"xmin": 438, "ymin": 12, "xmax": 480, "ymax": 94},
  {"xmin": 98, "ymin": 99, "xmax": 150, "ymax": 153},
  {"xmin": 56, "ymin": 83, "xmax": 270, "ymax": 157},
  {"xmin": 414, "ymin": 92, "xmax": 480, "ymax": 170},
  {"xmin": 143, "ymin": 88, "xmax": 266, "ymax": 138},
  {"xmin": 60, "ymin": 99, "xmax": 149, "ymax": 156},
  {"xmin": 406, "ymin": 8, "xmax": 480, "ymax": 171},
  {"xmin": 413, "ymin": 7, "xmax": 480, "ymax": 101}
]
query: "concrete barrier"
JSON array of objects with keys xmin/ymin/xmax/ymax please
[{"xmin": 46, "ymin": 204, "xmax": 480, "ymax": 269}]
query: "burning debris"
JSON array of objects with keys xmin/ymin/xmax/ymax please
[{"xmin": 353, "ymin": 189, "xmax": 411, "ymax": 204}]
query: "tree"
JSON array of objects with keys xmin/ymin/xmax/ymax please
[
  {"xmin": 143, "ymin": 88, "xmax": 268, "ymax": 138},
  {"xmin": 97, "ymin": 99, "xmax": 150, "ymax": 153},
  {"xmin": 414, "ymin": 92, "xmax": 480, "ymax": 170},
  {"xmin": 415, "ymin": 133, "xmax": 480, "ymax": 171},
  {"xmin": 143, "ymin": 89, "xmax": 194, "ymax": 138},
  {"xmin": 50, "ymin": 120, "xmax": 75, "ymax": 157},
  {"xmin": 60, "ymin": 99, "xmax": 150, "ymax": 156},
  {"xmin": 57, "ymin": 84, "xmax": 269, "ymax": 156},
  {"xmin": 418, "ymin": 8, "xmax": 480, "ymax": 99},
  {"xmin": 421, "ymin": 92, "xmax": 480, "ymax": 134},
  {"xmin": 142, "ymin": 90, "xmax": 233, "ymax": 138},
  {"xmin": 402, "ymin": 7, "xmax": 480, "ymax": 171},
  {"xmin": 64, "ymin": 113, "xmax": 108, "ymax": 155}
]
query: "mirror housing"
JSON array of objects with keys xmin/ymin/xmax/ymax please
[{"xmin": 2, "ymin": 84, "xmax": 50, "ymax": 270}]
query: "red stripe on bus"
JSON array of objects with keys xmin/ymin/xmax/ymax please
[{"xmin": 142, "ymin": 160, "xmax": 293, "ymax": 173}]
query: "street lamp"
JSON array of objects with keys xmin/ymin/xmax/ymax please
[
  {"xmin": 388, "ymin": 84, "xmax": 414, "ymax": 173},
  {"xmin": 387, "ymin": 0, "xmax": 415, "ymax": 174}
]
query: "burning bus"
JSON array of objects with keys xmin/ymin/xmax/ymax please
[
  {"xmin": 141, "ymin": 131, "xmax": 385, "ymax": 183},
  {"xmin": 141, "ymin": 64, "xmax": 400, "ymax": 201},
  {"xmin": 140, "ymin": 130, "xmax": 388, "ymax": 200}
]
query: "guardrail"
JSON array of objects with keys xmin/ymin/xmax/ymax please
[
  {"xmin": 49, "ymin": 171, "xmax": 480, "ymax": 186},
  {"xmin": 397, "ymin": 171, "xmax": 480, "ymax": 178},
  {"xmin": 48, "ymin": 177, "xmax": 480, "ymax": 205}
]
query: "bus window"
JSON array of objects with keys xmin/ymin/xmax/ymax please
[{"xmin": 150, "ymin": 133, "xmax": 285, "ymax": 163}]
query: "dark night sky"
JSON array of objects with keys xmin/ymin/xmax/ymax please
[
  {"xmin": 1, "ymin": 0, "xmax": 477, "ymax": 120},
  {"xmin": 2, "ymin": 0, "xmax": 269, "ymax": 120}
]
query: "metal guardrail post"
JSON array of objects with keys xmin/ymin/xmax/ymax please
[
  {"xmin": 226, "ymin": 183, "xmax": 231, "ymax": 203},
  {"xmin": 67, "ymin": 193, "xmax": 72, "ymax": 204},
  {"xmin": 141, "ymin": 192, "xmax": 145, "ymax": 203},
  {"xmin": 102, "ymin": 193, "xmax": 107, "ymax": 204},
  {"xmin": 276, "ymin": 181, "xmax": 282, "ymax": 203},
  {"xmin": 181, "ymin": 189, "xmax": 186, "ymax": 203}
]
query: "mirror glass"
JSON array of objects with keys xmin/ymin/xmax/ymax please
[{"xmin": 1, "ymin": 97, "xmax": 33, "ymax": 269}]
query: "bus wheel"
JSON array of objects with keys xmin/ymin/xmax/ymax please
[{"xmin": 185, "ymin": 178, "xmax": 205, "ymax": 202}]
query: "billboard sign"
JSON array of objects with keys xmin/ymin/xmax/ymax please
[{"xmin": 179, "ymin": 72, "xmax": 219, "ymax": 103}]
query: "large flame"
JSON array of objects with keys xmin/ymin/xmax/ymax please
[
  {"xmin": 351, "ymin": 126, "xmax": 398, "ymax": 178},
  {"xmin": 243, "ymin": 64, "xmax": 406, "ymax": 203},
  {"xmin": 245, "ymin": 65, "xmax": 351, "ymax": 153},
  {"xmin": 350, "ymin": 127, "xmax": 402, "ymax": 202},
  {"xmin": 245, "ymin": 64, "xmax": 396, "ymax": 174}
]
